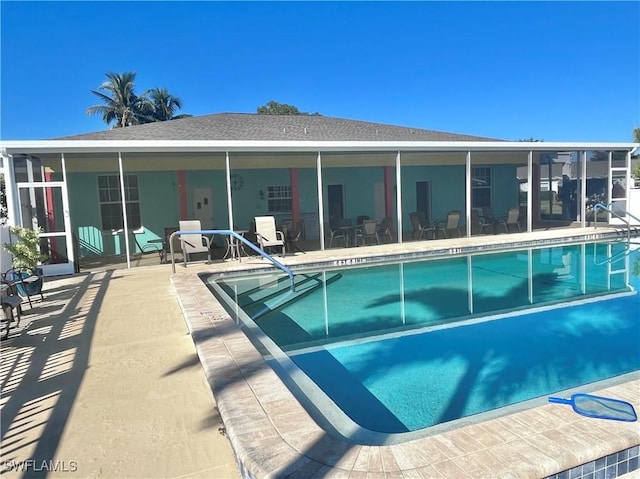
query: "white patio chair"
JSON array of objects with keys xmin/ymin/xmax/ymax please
[
  {"xmin": 436, "ymin": 210, "xmax": 462, "ymax": 238},
  {"xmin": 178, "ymin": 220, "xmax": 212, "ymax": 266},
  {"xmin": 254, "ymin": 216, "xmax": 286, "ymax": 257},
  {"xmin": 498, "ymin": 207, "xmax": 521, "ymax": 233}
]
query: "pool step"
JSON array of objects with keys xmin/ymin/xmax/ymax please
[{"xmin": 246, "ymin": 272, "xmax": 342, "ymax": 320}]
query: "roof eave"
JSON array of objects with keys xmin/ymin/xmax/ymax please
[{"xmin": 1, "ymin": 139, "xmax": 638, "ymax": 155}]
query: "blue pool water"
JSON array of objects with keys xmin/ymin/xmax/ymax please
[{"xmin": 210, "ymin": 241, "xmax": 640, "ymax": 435}]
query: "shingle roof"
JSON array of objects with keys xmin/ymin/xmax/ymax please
[{"xmin": 56, "ymin": 113, "xmax": 502, "ymax": 142}]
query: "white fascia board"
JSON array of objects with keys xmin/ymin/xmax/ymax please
[{"xmin": 1, "ymin": 139, "xmax": 638, "ymax": 154}]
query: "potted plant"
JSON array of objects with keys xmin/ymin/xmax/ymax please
[{"xmin": 3, "ymin": 226, "xmax": 46, "ymax": 302}]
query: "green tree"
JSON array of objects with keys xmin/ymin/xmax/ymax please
[
  {"xmin": 87, "ymin": 72, "xmax": 189, "ymax": 128},
  {"xmin": 147, "ymin": 87, "xmax": 191, "ymax": 122},
  {"xmin": 257, "ymin": 101, "xmax": 318, "ymax": 115},
  {"xmin": 633, "ymin": 127, "xmax": 640, "ymax": 143},
  {"xmin": 86, "ymin": 72, "xmax": 151, "ymax": 128}
]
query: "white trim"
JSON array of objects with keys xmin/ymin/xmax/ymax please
[{"xmin": 1, "ymin": 140, "xmax": 637, "ymax": 154}]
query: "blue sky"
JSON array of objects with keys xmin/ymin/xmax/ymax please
[{"xmin": 1, "ymin": 1, "xmax": 639, "ymax": 142}]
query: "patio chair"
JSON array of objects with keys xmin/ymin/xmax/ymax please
[
  {"xmin": 497, "ymin": 207, "xmax": 521, "ymax": 233},
  {"xmin": 1, "ymin": 278, "xmax": 22, "ymax": 338},
  {"xmin": 355, "ymin": 219, "xmax": 379, "ymax": 246},
  {"xmin": 480, "ymin": 207, "xmax": 498, "ymax": 234},
  {"xmin": 285, "ymin": 219, "xmax": 305, "ymax": 254},
  {"xmin": 377, "ymin": 217, "xmax": 394, "ymax": 242},
  {"xmin": 324, "ymin": 222, "xmax": 347, "ymax": 248},
  {"xmin": 254, "ymin": 216, "xmax": 286, "ymax": 257},
  {"xmin": 409, "ymin": 212, "xmax": 435, "ymax": 240},
  {"xmin": 2, "ymin": 266, "xmax": 44, "ymax": 309},
  {"xmin": 436, "ymin": 210, "xmax": 462, "ymax": 238},
  {"xmin": 178, "ymin": 220, "xmax": 212, "ymax": 267},
  {"xmin": 132, "ymin": 226, "xmax": 164, "ymax": 262}
]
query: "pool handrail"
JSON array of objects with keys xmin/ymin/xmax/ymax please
[
  {"xmin": 168, "ymin": 229, "xmax": 296, "ymax": 291},
  {"xmin": 593, "ymin": 202, "xmax": 640, "ymax": 242}
]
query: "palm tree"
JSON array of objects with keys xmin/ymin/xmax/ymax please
[
  {"xmin": 86, "ymin": 72, "xmax": 151, "ymax": 128},
  {"xmin": 147, "ymin": 88, "xmax": 191, "ymax": 122}
]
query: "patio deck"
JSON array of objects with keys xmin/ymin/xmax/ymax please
[
  {"xmin": 171, "ymin": 227, "xmax": 640, "ymax": 479},
  {"xmin": 1, "ymin": 227, "xmax": 638, "ymax": 478}
]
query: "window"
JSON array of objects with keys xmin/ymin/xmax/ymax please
[
  {"xmin": 267, "ymin": 185, "xmax": 292, "ymax": 213},
  {"xmin": 472, "ymin": 167, "xmax": 492, "ymax": 208},
  {"xmin": 98, "ymin": 174, "xmax": 141, "ymax": 230}
]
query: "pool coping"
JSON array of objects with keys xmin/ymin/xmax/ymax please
[{"xmin": 171, "ymin": 229, "xmax": 640, "ymax": 478}]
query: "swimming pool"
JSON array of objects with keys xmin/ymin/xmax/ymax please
[{"xmin": 207, "ymin": 240, "xmax": 640, "ymax": 440}]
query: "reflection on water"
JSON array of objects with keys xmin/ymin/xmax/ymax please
[
  {"xmin": 209, "ymin": 241, "xmax": 640, "ymax": 434},
  {"xmin": 215, "ymin": 241, "xmax": 636, "ymax": 351}
]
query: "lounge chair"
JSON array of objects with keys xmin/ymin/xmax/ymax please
[
  {"xmin": 178, "ymin": 220, "xmax": 212, "ymax": 266},
  {"xmin": 254, "ymin": 216, "xmax": 286, "ymax": 256}
]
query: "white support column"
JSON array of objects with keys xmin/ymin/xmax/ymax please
[
  {"xmin": 527, "ymin": 150, "xmax": 533, "ymax": 232},
  {"xmin": 225, "ymin": 152, "xmax": 234, "ymax": 229},
  {"xmin": 395, "ymin": 151, "xmax": 403, "ymax": 243},
  {"xmin": 60, "ymin": 153, "xmax": 75, "ymax": 271},
  {"xmin": 2, "ymin": 151, "xmax": 18, "ymax": 227},
  {"xmin": 465, "ymin": 151, "xmax": 472, "ymax": 237},
  {"xmin": 118, "ymin": 152, "xmax": 131, "ymax": 269},
  {"xmin": 581, "ymin": 150, "xmax": 587, "ymax": 227},
  {"xmin": 316, "ymin": 152, "xmax": 325, "ymax": 250}
]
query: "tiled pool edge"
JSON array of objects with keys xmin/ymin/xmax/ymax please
[{"xmin": 171, "ymin": 232, "xmax": 640, "ymax": 479}]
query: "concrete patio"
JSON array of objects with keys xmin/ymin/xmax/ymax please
[{"xmin": 0, "ymin": 267, "xmax": 239, "ymax": 478}]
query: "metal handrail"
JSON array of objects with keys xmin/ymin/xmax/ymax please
[
  {"xmin": 593, "ymin": 202, "xmax": 640, "ymax": 242},
  {"xmin": 169, "ymin": 229, "xmax": 295, "ymax": 291}
]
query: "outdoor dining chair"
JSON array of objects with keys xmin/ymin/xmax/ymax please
[
  {"xmin": 498, "ymin": 207, "xmax": 521, "ymax": 233},
  {"xmin": 178, "ymin": 220, "xmax": 212, "ymax": 266},
  {"xmin": 355, "ymin": 219, "xmax": 380, "ymax": 246},
  {"xmin": 254, "ymin": 216, "xmax": 286, "ymax": 256},
  {"xmin": 436, "ymin": 210, "xmax": 462, "ymax": 238}
]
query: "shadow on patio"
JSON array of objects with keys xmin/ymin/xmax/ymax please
[{"xmin": 1, "ymin": 273, "xmax": 109, "ymax": 478}]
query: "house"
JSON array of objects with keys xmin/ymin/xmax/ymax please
[{"xmin": 1, "ymin": 113, "xmax": 638, "ymax": 276}]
